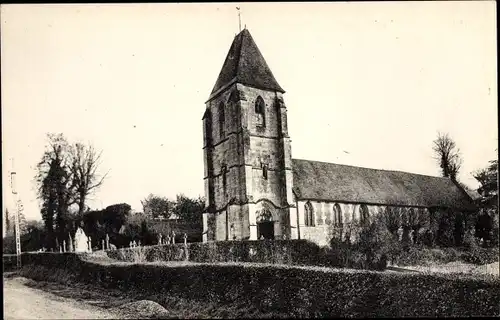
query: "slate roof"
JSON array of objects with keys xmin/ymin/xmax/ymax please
[
  {"xmin": 209, "ymin": 28, "xmax": 285, "ymax": 99},
  {"xmin": 292, "ymin": 159, "xmax": 476, "ymax": 211}
]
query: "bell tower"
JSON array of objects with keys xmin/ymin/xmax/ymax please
[{"xmin": 202, "ymin": 28, "xmax": 296, "ymax": 242}]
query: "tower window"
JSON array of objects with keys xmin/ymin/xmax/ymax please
[
  {"xmin": 221, "ymin": 165, "xmax": 227, "ymax": 194},
  {"xmin": 255, "ymin": 96, "xmax": 265, "ymax": 127},
  {"xmin": 219, "ymin": 102, "xmax": 225, "ymax": 138},
  {"xmin": 262, "ymin": 164, "xmax": 268, "ymax": 180}
]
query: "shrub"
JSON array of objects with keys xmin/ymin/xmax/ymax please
[
  {"xmin": 329, "ymin": 216, "xmax": 396, "ymax": 270},
  {"xmin": 17, "ymin": 252, "xmax": 500, "ymax": 318},
  {"xmin": 106, "ymin": 240, "xmax": 326, "ymax": 267},
  {"xmin": 461, "ymin": 246, "xmax": 499, "ymax": 265}
]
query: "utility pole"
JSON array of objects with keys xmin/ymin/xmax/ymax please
[{"xmin": 10, "ymin": 158, "xmax": 22, "ymax": 269}]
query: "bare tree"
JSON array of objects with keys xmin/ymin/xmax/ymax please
[
  {"xmin": 432, "ymin": 132, "xmax": 463, "ymax": 180},
  {"xmin": 69, "ymin": 142, "xmax": 109, "ymax": 217}
]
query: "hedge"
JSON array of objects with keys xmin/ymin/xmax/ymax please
[
  {"xmin": 106, "ymin": 240, "xmax": 337, "ymax": 268},
  {"xmin": 3, "ymin": 254, "xmax": 17, "ymax": 272},
  {"xmin": 15, "ymin": 252, "xmax": 500, "ymax": 317}
]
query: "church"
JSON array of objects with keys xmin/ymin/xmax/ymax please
[{"xmin": 201, "ymin": 28, "xmax": 476, "ymax": 246}]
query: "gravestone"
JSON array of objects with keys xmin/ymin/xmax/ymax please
[
  {"xmin": 183, "ymin": 233, "xmax": 187, "ymax": 245},
  {"xmin": 88, "ymin": 236, "xmax": 92, "ymax": 252},
  {"xmin": 68, "ymin": 233, "xmax": 73, "ymax": 252},
  {"xmin": 63, "ymin": 240, "xmax": 66, "ymax": 253},
  {"xmin": 172, "ymin": 231, "xmax": 176, "ymax": 244},
  {"xmin": 105, "ymin": 234, "xmax": 110, "ymax": 250},
  {"xmin": 75, "ymin": 227, "xmax": 90, "ymax": 253}
]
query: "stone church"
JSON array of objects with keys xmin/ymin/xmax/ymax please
[{"xmin": 201, "ymin": 28, "xmax": 476, "ymax": 246}]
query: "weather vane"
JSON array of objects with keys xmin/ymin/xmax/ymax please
[{"xmin": 236, "ymin": 7, "xmax": 241, "ymax": 32}]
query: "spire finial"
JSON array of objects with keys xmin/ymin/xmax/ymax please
[{"xmin": 236, "ymin": 7, "xmax": 241, "ymax": 32}]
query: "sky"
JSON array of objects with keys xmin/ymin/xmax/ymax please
[{"xmin": 2, "ymin": 2, "xmax": 497, "ymax": 223}]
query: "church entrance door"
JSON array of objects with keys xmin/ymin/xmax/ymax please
[{"xmin": 257, "ymin": 221, "xmax": 274, "ymax": 240}]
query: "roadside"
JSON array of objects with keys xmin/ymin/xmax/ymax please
[
  {"xmin": 387, "ymin": 261, "xmax": 499, "ymax": 276},
  {"xmin": 3, "ymin": 275, "xmax": 121, "ymax": 320}
]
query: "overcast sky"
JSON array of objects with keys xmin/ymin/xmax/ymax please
[{"xmin": 2, "ymin": 2, "xmax": 497, "ymax": 222}]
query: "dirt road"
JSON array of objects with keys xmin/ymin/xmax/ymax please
[{"xmin": 3, "ymin": 276, "xmax": 120, "ymax": 319}]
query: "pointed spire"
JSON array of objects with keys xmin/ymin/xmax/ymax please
[{"xmin": 208, "ymin": 29, "xmax": 285, "ymax": 100}]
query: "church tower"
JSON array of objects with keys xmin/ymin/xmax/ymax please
[{"xmin": 202, "ymin": 29, "xmax": 297, "ymax": 241}]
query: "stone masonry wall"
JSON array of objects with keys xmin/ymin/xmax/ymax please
[{"xmin": 296, "ymin": 200, "xmax": 433, "ymax": 247}]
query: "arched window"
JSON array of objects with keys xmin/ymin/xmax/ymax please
[
  {"xmin": 203, "ymin": 109, "xmax": 213, "ymax": 147},
  {"xmin": 218, "ymin": 102, "xmax": 225, "ymax": 138},
  {"xmin": 221, "ymin": 164, "xmax": 227, "ymax": 195},
  {"xmin": 360, "ymin": 204, "xmax": 369, "ymax": 224},
  {"xmin": 304, "ymin": 201, "xmax": 315, "ymax": 227},
  {"xmin": 255, "ymin": 96, "xmax": 265, "ymax": 127},
  {"xmin": 262, "ymin": 164, "xmax": 268, "ymax": 180},
  {"xmin": 335, "ymin": 204, "xmax": 342, "ymax": 226}
]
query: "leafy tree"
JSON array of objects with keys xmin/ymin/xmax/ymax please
[
  {"xmin": 103, "ymin": 203, "xmax": 131, "ymax": 233},
  {"xmin": 173, "ymin": 194, "xmax": 205, "ymax": 225},
  {"xmin": 35, "ymin": 133, "xmax": 76, "ymax": 247},
  {"xmin": 472, "ymin": 157, "xmax": 499, "ymax": 246},
  {"xmin": 35, "ymin": 133, "xmax": 107, "ymax": 249},
  {"xmin": 141, "ymin": 194, "xmax": 172, "ymax": 219},
  {"xmin": 432, "ymin": 132, "xmax": 463, "ymax": 180},
  {"xmin": 473, "ymin": 159, "xmax": 498, "ymax": 199}
]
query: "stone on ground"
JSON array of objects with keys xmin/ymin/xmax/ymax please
[{"xmin": 112, "ymin": 300, "xmax": 170, "ymax": 319}]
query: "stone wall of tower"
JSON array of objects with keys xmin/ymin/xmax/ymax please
[
  {"xmin": 237, "ymin": 84, "xmax": 292, "ymax": 209},
  {"xmin": 204, "ymin": 84, "xmax": 248, "ymax": 214},
  {"xmin": 203, "ymin": 83, "xmax": 295, "ymax": 241}
]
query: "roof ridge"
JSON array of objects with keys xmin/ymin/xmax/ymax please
[{"xmin": 292, "ymin": 158, "xmax": 451, "ymax": 181}]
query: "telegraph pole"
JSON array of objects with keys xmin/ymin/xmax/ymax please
[{"xmin": 10, "ymin": 158, "xmax": 22, "ymax": 269}]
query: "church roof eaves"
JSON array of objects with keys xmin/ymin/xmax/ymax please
[{"xmin": 292, "ymin": 158, "xmax": 477, "ymax": 211}]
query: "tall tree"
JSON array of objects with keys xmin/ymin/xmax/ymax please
[
  {"xmin": 473, "ymin": 159, "xmax": 498, "ymax": 198},
  {"xmin": 35, "ymin": 133, "xmax": 76, "ymax": 247},
  {"xmin": 173, "ymin": 194, "xmax": 205, "ymax": 225},
  {"xmin": 69, "ymin": 142, "xmax": 108, "ymax": 217},
  {"xmin": 472, "ymin": 157, "xmax": 499, "ymax": 246},
  {"xmin": 432, "ymin": 132, "xmax": 463, "ymax": 180},
  {"xmin": 141, "ymin": 194, "xmax": 172, "ymax": 219}
]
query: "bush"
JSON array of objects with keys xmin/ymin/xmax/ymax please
[
  {"xmin": 106, "ymin": 240, "xmax": 326, "ymax": 267},
  {"xmin": 461, "ymin": 246, "xmax": 499, "ymax": 265},
  {"xmin": 17, "ymin": 252, "xmax": 500, "ymax": 317},
  {"xmin": 327, "ymin": 217, "xmax": 395, "ymax": 270}
]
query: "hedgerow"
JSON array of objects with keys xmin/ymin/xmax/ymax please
[
  {"xmin": 16, "ymin": 252, "xmax": 500, "ymax": 317},
  {"xmin": 106, "ymin": 240, "xmax": 331, "ymax": 267}
]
